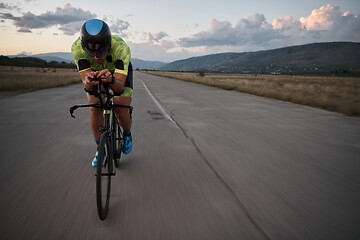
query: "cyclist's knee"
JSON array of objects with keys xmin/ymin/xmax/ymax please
[
  {"xmin": 115, "ymin": 107, "xmax": 129, "ymax": 116},
  {"xmin": 90, "ymin": 107, "xmax": 102, "ymax": 117},
  {"xmin": 113, "ymin": 96, "xmax": 132, "ymax": 105},
  {"xmin": 87, "ymin": 94, "xmax": 99, "ymax": 104}
]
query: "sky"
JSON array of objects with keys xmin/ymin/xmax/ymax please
[{"xmin": 0, "ymin": 0, "xmax": 359, "ymax": 62}]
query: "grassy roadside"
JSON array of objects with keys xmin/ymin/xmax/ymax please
[
  {"xmin": 0, "ymin": 66, "xmax": 80, "ymax": 99},
  {"xmin": 143, "ymin": 71, "xmax": 360, "ymax": 116}
]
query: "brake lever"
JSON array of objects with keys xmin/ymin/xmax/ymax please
[{"xmin": 69, "ymin": 106, "xmax": 78, "ymax": 118}]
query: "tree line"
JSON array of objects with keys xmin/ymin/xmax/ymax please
[{"xmin": 0, "ymin": 55, "xmax": 76, "ymax": 69}]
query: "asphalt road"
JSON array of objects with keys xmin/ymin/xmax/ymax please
[{"xmin": 0, "ymin": 72, "xmax": 359, "ymax": 240}]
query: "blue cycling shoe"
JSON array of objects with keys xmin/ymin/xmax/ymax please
[
  {"xmin": 123, "ymin": 135, "xmax": 132, "ymax": 154},
  {"xmin": 92, "ymin": 151, "xmax": 99, "ymax": 168}
]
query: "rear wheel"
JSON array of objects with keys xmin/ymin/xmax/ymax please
[{"xmin": 96, "ymin": 132, "xmax": 113, "ymax": 221}]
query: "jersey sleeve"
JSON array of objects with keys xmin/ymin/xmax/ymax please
[
  {"xmin": 71, "ymin": 38, "xmax": 92, "ymax": 72},
  {"xmin": 113, "ymin": 44, "xmax": 131, "ymax": 76}
]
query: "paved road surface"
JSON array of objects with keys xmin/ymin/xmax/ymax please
[{"xmin": 0, "ymin": 72, "xmax": 359, "ymax": 240}]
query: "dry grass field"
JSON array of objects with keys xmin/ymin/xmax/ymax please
[
  {"xmin": 145, "ymin": 71, "xmax": 360, "ymax": 116},
  {"xmin": 0, "ymin": 66, "xmax": 79, "ymax": 98},
  {"xmin": 1, "ymin": 66, "xmax": 358, "ymax": 116}
]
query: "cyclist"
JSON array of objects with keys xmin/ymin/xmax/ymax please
[{"xmin": 71, "ymin": 19, "xmax": 133, "ymax": 167}]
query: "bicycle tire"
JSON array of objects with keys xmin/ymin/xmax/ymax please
[
  {"xmin": 112, "ymin": 111, "xmax": 123, "ymax": 168},
  {"xmin": 96, "ymin": 132, "xmax": 113, "ymax": 220}
]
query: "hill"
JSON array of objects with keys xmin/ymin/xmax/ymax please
[
  {"xmin": 6, "ymin": 52, "xmax": 166, "ymax": 70},
  {"xmin": 33, "ymin": 52, "xmax": 74, "ymax": 63},
  {"xmin": 7, "ymin": 52, "xmax": 74, "ymax": 63},
  {"xmin": 131, "ymin": 58, "xmax": 166, "ymax": 70},
  {"xmin": 160, "ymin": 42, "xmax": 360, "ymax": 74},
  {"xmin": 0, "ymin": 55, "xmax": 76, "ymax": 68}
]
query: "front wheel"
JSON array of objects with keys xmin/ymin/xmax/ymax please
[
  {"xmin": 96, "ymin": 132, "xmax": 113, "ymax": 221},
  {"xmin": 112, "ymin": 111, "xmax": 123, "ymax": 168}
]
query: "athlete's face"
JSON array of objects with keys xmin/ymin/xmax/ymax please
[
  {"xmin": 93, "ymin": 54, "xmax": 107, "ymax": 64},
  {"xmin": 85, "ymin": 45, "xmax": 108, "ymax": 63}
]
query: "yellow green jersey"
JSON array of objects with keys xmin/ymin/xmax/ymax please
[{"xmin": 71, "ymin": 35, "xmax": 131, "ymax": 76}]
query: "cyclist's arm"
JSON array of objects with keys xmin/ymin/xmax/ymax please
[
  {"xmin": 93, "ymin": 69, "xmax": 126, "ymax": 93},
  {"xmin": 110, "ymin": 43, "xmax": 131, "ymax": 93},
  {"xmin": 111, "ymin": 72, "xmax": 126, "ymax": 93},
  {"xmin": 80, "ymin": 69, "xmax": 100, "ymax": 91},
  {"xmin": 72, "ymin": 40, "xmax": 99, "ymax": 91},
  {"xmin": 76, "ymin": 58, "xmax": 100, "ymax": 90}
]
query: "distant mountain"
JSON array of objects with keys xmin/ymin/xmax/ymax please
[
  {"xmin": 0, "ymin": 55, "xmax": 76, "ymax": 68},
  {"xmin": 7, "ymin": 52, "xmax": 74, "ymax": 63},
  {"xmin": 131, "ymin": 58, "xmax": 166, "ymax": 70},
  {"xmin": 33, "ymin": 52, "xmax": 74, "ymax": 63},
  {"xmin": 8, "ymin": 54, "xmax": 29, "ymax": 58},
  {"xmin": 6, "ymin": 52, "xmax": 166, "ymax": 70},
  {"xmin": 160, "ymin": 42, "xmax": 360, "ymax": 73}
]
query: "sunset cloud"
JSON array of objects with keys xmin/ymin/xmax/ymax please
[
  {"xmin": 0, "ymin": 4, "xmax": 96, "ymax": 35},
  {"xmin": 179, "ymin": 14, "xmax": 281, "ymax": 47},
  {"xmin": 300, "ymin": 4, "xmax": 342, "ymax": 30},
  {"xmin": 274, "ymin": 4, "xmax": 360, "ymax": 43},
  {"xmin": 1, "ymin": 2, "xmax": 358, "ymax": 61},
  {"xmin": 272, "ymin": 16, "xmax": 301, "ymax": 30},
  {"xmin": 178, "ymin": 4, "xmax": 360, "ymax": 49},
  {"xmin": 0, "ymin": 4, "xmax": 133, "ymax": 36}
]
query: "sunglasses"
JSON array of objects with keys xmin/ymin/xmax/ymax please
[{"xmin": 85, "ymin": 46, "xmax": 108, "ymax": 58}]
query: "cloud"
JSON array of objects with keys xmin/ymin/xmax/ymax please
[
  {"xmin": 272, "ymin": 16, "xmax": 301, "ymax": 30},
  {"xmin": 19, "ymin": 51, "xmax": 33, "ymax": 55},
  {"xmin": 58, "ymin": 21, "xmax": 83, "ymax": 35},
  {"xmin": 179, "ymin": 14, "xmax": 282, "ymax": 48},
  {"xmin": 300, "ymin": 4, "xmax": 341, "ymax": 30},
  {"xmin": 148, "ymin": 31, "xmax": 169, "ymax": 42},
  {"xmin": 18, "ymin": 27, "xmax": 32, "ymax": 33},
  {"xmin": 159, "ymin": 39, "xmax": 175, "ymax": 49},
  {"xmin": 127, "ymin": 34, "xmax": 187, "ymax": 62},
  {"xmin": 0, "ymin": 4, "xmax": 97, "ymax": 35},
  {"xmin": 0, "ymin": 4, "xmax": 132, "ymax": 36},
  {"xmin": 178, "ymin": 4, "xmax": 360, "ymax": 50},
  {"xmin": 274, "ymin": 4, "xmax": 360, "ymax": 44},
  {"xmin": 109, "ymin": 18, "xmax": 130, "ymax": 37},
  {"xmin": 128, "ymin": 41, "xmax": 192, "ymax": 62},
  {"xmin": 0, "ymin": 2, "xmax": 20, "ymax": 11}
]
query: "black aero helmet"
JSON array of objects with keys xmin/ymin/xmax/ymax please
[{"xmin": 80, "ymin": 19, "xmax": 111, "ymax": 57}]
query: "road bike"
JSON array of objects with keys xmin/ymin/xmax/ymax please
[{"xmin": 69, "ymin": 80, "xmax": 133, "ymax": 220}]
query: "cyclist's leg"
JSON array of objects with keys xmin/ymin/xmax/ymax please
[
  {"xmin": 113, "ymin": 95, "xmax": 132, "ymax": 154},
  {"xmin": 114, "ymin": 62, "xmax": 133, "ymax": 154},
  {"xmin": 87, "ymin": 94, "xmax": 103, "ymax": 145},
  {"xmin": 113, "ymin": 95, "xmax": 132, "ymax": 130},
  {"xmin": 114, "ymin": 61, "xmax": 133, "ymax": 131}
]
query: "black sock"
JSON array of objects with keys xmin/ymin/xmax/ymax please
[{"xmin": 124, "ymin": 129, "xmax": 131, "ymax": 136}]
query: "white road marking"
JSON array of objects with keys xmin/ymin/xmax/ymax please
[{"xmin": 139, "ymin": 78, "xmax": 179, "ymax": 128}]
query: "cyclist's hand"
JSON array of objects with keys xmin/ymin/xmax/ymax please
[
  {"xmin": 95, "ymin": 69, "xmax": 113, "ymax": 83},
  {"xmin": 85, "ymin": 72, "xmax": 100, "ymax": 85}
]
